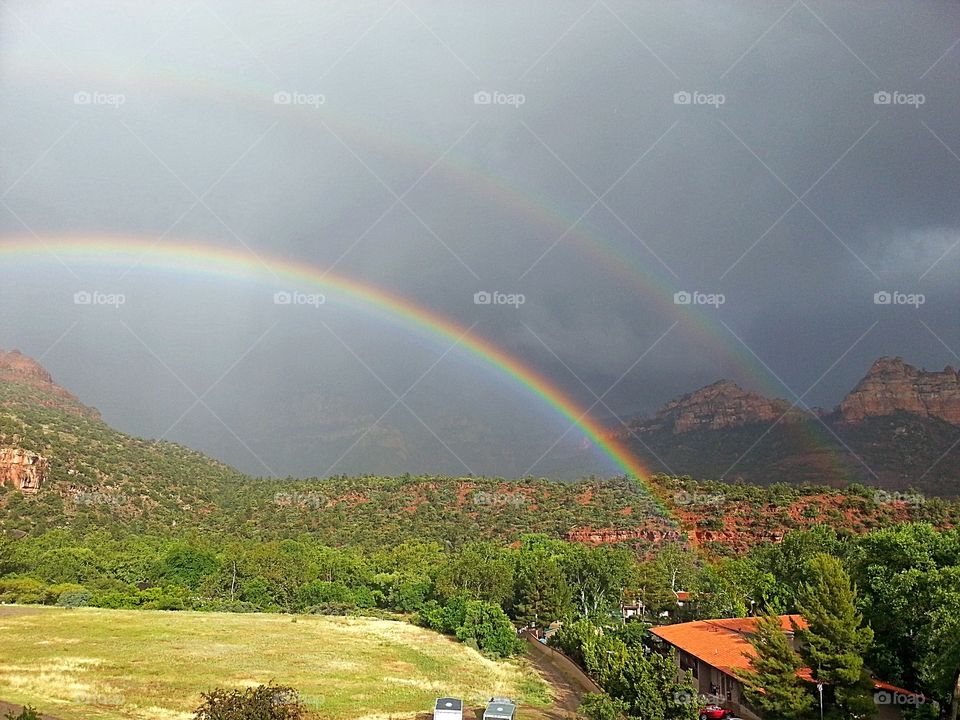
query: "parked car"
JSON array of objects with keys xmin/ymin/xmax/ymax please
[
  {"xmin": 433, "ymin": 697, "xmax": 463, "ymax": 720},
  {"xmin": 699, "ymin": 705, "xmax": 731, "ymax": 720},
  {"xmin": 483, "ymin": 697, "xmax": 517, "ymax": 720}
]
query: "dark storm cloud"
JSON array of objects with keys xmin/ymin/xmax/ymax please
[{"xmin": 1, "ymin": 0, "xmax": 959, "ymax": 476}]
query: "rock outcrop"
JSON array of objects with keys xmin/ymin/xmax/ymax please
[
  {"xmin": 0, "ymin": 349, "xmax": 100, "ymax": 420},
  {"xmin": 0, "ymin": 448, "xmax": 47, "ymax": 494},
  {"xmin": 839, "ymin": 357, "xmax": 960, "ymax": 425},
  {"xmin": 564, "ymin": 526, "xmax": 683, "ymax": 545},
  {"xmin": 633, "ymin": 380, "xmax": 806, "ymax": 435}
]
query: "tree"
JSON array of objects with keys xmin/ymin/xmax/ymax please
[
  {"xmin": 434, "ymin": 542, "xmax": 515, "ymax": 607},
  {"xmin": 239, "ymin": 541, "xmax": 312, "ymax": 611},
  {"xmin": 157, "ymin": 543, "xmax": 220, "ymax": 589},
  {"xmin": 606, "ymin": 646, "xmax": 698, "ymax": 720},
  {"xmin": 915, "ymin": 571, "xmax": 960, "ymax": 720},
  {"xmin": 796, "ymin": 555, "xmax": 874, "ymax": 719},
  {"xmin": 455, "ymin": 600, "xmax": 521, "ymax": 657},
  {"xmin": 514, "ymin": 545, "xmax": 571, "ymax": 625},
  {"xmin": 577, "ymin": 693, "xmax": 629, "ymax": 720},
  {"xmin": 737, "ymin": 614, "xmax": 815, "ymax": 720},
  {"xmin": 0, "ymin": 537, "xmax": 18, "ymax": 578},
  {"xmin": 562, "ymin": 545, "xmax": 633, "ymax": 619},
  {"xmin": 554, "ymin": 619, "xmax": 697, "ymax": 720}
]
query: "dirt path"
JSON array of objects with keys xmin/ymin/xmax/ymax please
[{"xmin": 521, "ymin": 632, "xmax": 598, "ymax": 720}]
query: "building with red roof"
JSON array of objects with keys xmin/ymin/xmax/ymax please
[{"xmin": 651, "ymin": 615, "xmax": 926, "ymax": 720}]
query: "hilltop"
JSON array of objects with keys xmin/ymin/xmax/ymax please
[
  {"xmin": 619, "ymin": 357, "xmax": 960, "ymax": 497},
  {"xmin": 0, "ymin": 348, "xmax": 676, "ymax": 547},
  {"xmin": 2, "ymin": 348, "xmax": 958, "ymax": 552}
]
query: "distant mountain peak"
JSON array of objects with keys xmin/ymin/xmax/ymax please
[
  {"xmin": 632, "ymin": 378, "xmax": 802, "ymax": 435},
  {"xmin": 839, "ymin": 356, "xmax": 960, "ymax": 425},
  {"xmin": 0, "ymin": 348, "xmax": 101, "ymax": 421}
]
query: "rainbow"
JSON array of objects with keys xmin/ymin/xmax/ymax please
[
  {"xmin": 0, "ymin": 234, "xmax": 654, "ymax": 482},
  {"xmin": 10, "ymin": 51, "xmax": 856, "ymax": 485}
]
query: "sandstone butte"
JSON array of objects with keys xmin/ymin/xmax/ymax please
[{"xmin": 625, "ymin": 356, "xmax": 960, "ymax": 435}]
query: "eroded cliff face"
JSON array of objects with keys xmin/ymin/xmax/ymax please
[
  {"xmin": 564, "ymin": 526, "xmax": 683, "ymax": 544},
  {"xmin": 0, "ymin": 349, "xmax": 101, "ymax": 420},
  {"xmin": 634, "ymin": 380, "xmax": 805, "ymax": 434},
  {"xmin": 839, "ymin": 357, "xmax": 960, "ymax": 425},
  {"xmin": 0, "ymin": 448, "xmax": 47, "ymax": 494}
]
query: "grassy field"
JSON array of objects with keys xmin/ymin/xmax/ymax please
[{"xmin": 0, "ymin": 606, "xmax": 548, "ymax": 720}]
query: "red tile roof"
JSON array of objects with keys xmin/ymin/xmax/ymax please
[
  {"xmin": 652, "ymin": 616, "xmax": 921, "ymax": 697},
  {"xmin": 652, "ymin": 615, "xmax": 806, "ymax": 678},
  {"xmin": 872, "ymin": 679, "xmax": 925, "ymax": 699}
]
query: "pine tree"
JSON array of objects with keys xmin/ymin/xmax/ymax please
[
  {"xmin": 738, "ymin": 614, "xmax": 815, "ymax": 720},
  {"xmin": 796, "ymin": 554, "xmax": 874, "ymax": 719},
  {"xmin": 514, "ymin": 547, "xmax": 571, "ymax": 626}
]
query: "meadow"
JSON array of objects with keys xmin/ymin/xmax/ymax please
[{"xmin": 0, "ymin": 606, "xmax": 547, "ymax": 720}]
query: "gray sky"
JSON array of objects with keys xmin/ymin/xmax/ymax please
[{"xmin": 1, "ymin": 0, "xmax": 959, "ymax": 478}]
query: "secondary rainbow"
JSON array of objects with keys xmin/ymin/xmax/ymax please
[{"xmin": 0, "ymin": 234, "xmax": 653, "ymax": 482}]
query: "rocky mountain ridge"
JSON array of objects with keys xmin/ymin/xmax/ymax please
[
  {"xmin": 839, "ymin": 356, "xmax": 960, "ymax": 425},
  {"xmin": 0, "ymin": 349, "xmax": 100, "ymax": 420},
  {"xmin": 628, "ymin": 357, "xmax": 960, "ymax": 436},
  {"xmin": 619, "ymin": 357, "xmax": 960, "ymax": 496}
]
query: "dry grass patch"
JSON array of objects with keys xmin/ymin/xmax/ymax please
[{"xmin": 0, "ymin": 606, "xmax": 546, "ymax": 720}]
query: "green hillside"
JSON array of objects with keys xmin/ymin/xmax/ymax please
[{"xmin": 0, "ymin": 375, "xmax": 675, "ymax": 546}]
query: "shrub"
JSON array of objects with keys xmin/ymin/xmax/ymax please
[
  {"xmin": 89, "ymin": 589, "xmax": 140, "ymax": 609},
  {"xmin": 295, "ymin": 580, "xmax": 359, "ymax": 610},
  {"xmin": 418, "ymin": 596, "xmax": 469, "ymax": 634},
  {"xmin": 57, "ymin": 589, "xmax": 92, "ymax": 608},
  {"xmin": 193, "ymin": 683, "xmax": 306, "ymax": 720},
  {"xmin": 304, "ymin": 602, "xmax": 353, "ymax": 616},
  {"xmin": 4, "ymin": 706, "xmax": 42, "ymax": 720},
  {"xmin": 0, "ymin": 578, "xmax": 51, "ymax": 604},
  {"xmin": 455, "ymin": 600, "xmax": 522, "ymax": 658},
  {"xmin": 577, "ymin": 693, "xmax": 628, "ymax": 720}
]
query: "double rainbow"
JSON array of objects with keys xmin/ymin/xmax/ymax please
[{"xmin": 0, "ymin": 235, "xmax": 653, "ymax": 482}]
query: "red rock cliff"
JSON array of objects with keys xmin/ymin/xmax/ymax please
[
  {"xmin": 839, "ymin": 357, "xmax": 960, "ymax": 425},
  {"xmin": 0, "ymin": 349, "xmax": 100, "ymax": 420},
  {"xmin": 633, "ymin": 380, "xmax": 804, "ymax": 434},
  {"xmin": 0, "ymin": 448, "xmax": 47, "ymax": 494}
]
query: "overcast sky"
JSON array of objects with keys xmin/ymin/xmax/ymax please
[{"xmin": 1, "ymin": 0, "xmax": 959, "ymax": 478}]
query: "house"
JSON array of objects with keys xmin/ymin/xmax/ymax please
[
  {"xmin": 621, "ymin": 590, "xmax": 692, "ymax": 622},
  {"xmin": 433, "ymin": 697, "xmax": 463, "ymax": 720},
  {"xmin": 482, "ymin": 697, "xmax": 517, "ymax": 720},
  {"xmin": 651, "ymin": 615, "xmax": 926, "ymax": 720},
  {"xmin": 540, "ymin": 620, "xmax": 563, "ymax": 642}
]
